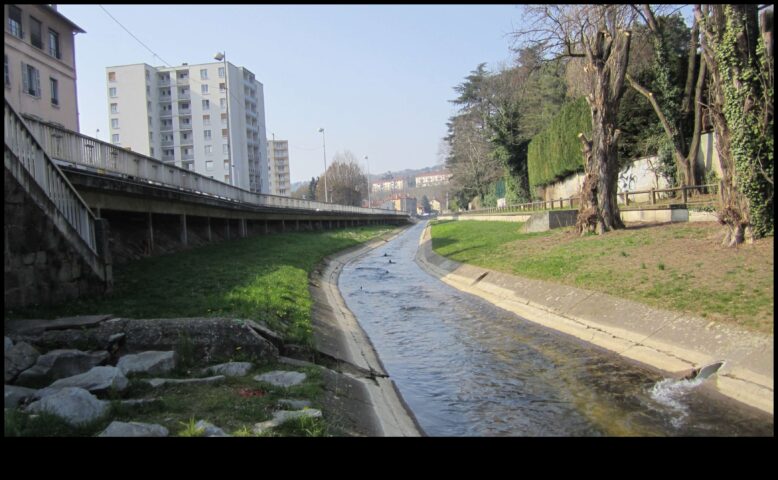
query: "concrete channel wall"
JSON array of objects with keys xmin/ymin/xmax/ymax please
[{"xmin": 416, "ymin": 224, "xmax": 774, "ymax": 415}]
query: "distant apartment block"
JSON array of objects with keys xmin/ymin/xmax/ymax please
[
  {"xmin": 105, "ymin": 61, "xmax": 269, "ymax": 193},
  {"xmin": 415, "ymin": 171, "xmax": 450, "ymax": 188},
  {"xmin": 371, "ymin": 178, "xmax": 405, "ymax": 193},
  {"xmin": 4, "ymin": 4, "xmax": 84, "ymax": 130},
  {"xmin": 267, "ymin": 139, "xmax": 291, "ymax": 196},
  {"xmin": 381, "ymin": 194, "xmax": 417, "ymax": 215}
]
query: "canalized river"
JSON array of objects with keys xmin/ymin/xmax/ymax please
[{"xmin": 338, "ymin": 221, "xmax": 773, "ymax": 436}]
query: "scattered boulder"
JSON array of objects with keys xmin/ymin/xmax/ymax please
[
  {"xmin": 4, "ymin": 337, "xmax": 12, "ymax": 351},
  {"xmin": 15, "ymin": 350, "xmax": 110, "ymax": 388},
  {"xmin": 252, "ymin": 409, "xmax": 322, "ymax": 434},
  {"xmin": 145, "ymin": 375, "xmax": 225, "ymax": 388},
  {"xmin": 5, "ymin": 385, "xmax": 37, "ymax": 408},
  {"xmin": 203, "ymin": 362, "xmax": 253, "ymax": 377},
  {"xmin": 195, "ymin": 420, "xmax": 231, "ymax": 437},
  {"xmin": 117, "ymin": 351, "xmax": 176, "ymax": 376},
  {"xmin": 99, "ymin": 421, "xmax": 169, "ymax": 437},
  {"xmin": 5, "ymin": 342, "xmax": 41, "ymax": 383},
  {"xmin": 36, "ymin": 366, "xmax": 129, "ymax": 398},
  {"xmin": 26, "ymin": 387, "xmax": 109, "ymax": 426},
  {"xmin": 277, "ymin": 399, "xmax": 312, "ymax": 410},
  {"xmin": 255, "ymin": 371, "xmax": 306, "ymax": 388}
]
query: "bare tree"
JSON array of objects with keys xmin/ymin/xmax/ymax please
[
  {"xmin": 446, "ymin": 112, "xmax": 503, "ymax": 205},
  {"xmin": 315, "ymin": 151, "xmax": 368, "ymax": 207},
  {"xmin": 514, "ymin": 5, "xmax": 637, "ymax": 235}
]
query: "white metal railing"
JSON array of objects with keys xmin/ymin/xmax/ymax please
[
  {"xmin": 5, "ymin": 100, "xmax": 98, "ymax": 253},
  {"xmin": 22, "ymin": 115, "xmax": 406, "ymax": 217}
]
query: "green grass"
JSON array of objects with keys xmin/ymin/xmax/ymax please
[
  {"xmin": 6, "ymin": 226, "xmax": 394, "ymax": 346},
  {"xmin": 430, "ymin": 220, "xmax": 774, "ymax": 334}
]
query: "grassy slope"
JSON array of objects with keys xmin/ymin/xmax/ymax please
[{"xmin": 430, "ymin": 220, "xmax": 773, "ymax": 334}]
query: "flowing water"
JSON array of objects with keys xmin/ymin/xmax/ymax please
[{"xmin": 339, "ymin": 222, "xmax": 773, "ymax": 436}]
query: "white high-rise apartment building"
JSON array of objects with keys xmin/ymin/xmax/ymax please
[
  {"xmin": 267, "ymin": 139, "xmax": 291, "ymax": 196},
  {"xmin": 106, "ymin": 61, "xmax": 268, "ymax": 193}
]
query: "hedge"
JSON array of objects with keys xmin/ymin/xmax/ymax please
[{"xmin": 527, "ymin": 97, "xmax": 592, "ymax": 189}]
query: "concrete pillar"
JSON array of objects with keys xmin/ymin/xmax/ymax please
[
  {"xmin": 309, "ymin": 220, "xmax": 314, "ymax": 231},
  {"xmin": 263, "ymin": 220, "xmax": 269, "ymax": 235},
  {"xmin": 295, "ymin": 220, "xmax": 300, "ymax": 232},
  {"xmin": 226, "ymin": 219, "xmax": 230, "ymax": 240},
  {"xmin": 147, "ymin": 212, "xmax": 154, "ymax": 253},
  {"xmin": 180, "ymin": 214, "xmax": 188, "ymax": 246},
  {"xmin": 94, "ymin": 218, "xmax": 113, "ymax": 291},
  {"xmin": 240, "ymin": 218, "xmax": 247, "ymax": 238},
  {"xmin": 281, "ymin": 219, "xmax": 286, "ymax": 233},
  {"xmin": 95, "ymin": 207, "xmax": 102, "ymax": 219},
  {"xmin": 206, "ymin": 217, "xmax": 212, "ymax": 242}
]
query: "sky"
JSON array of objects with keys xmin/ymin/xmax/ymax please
[{"xmin": 58, "ymin": 4, "xmax": 526, "ymax": 184}]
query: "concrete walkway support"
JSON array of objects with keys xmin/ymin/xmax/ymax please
[
  {"xmin": 180, "ymin": 214, "xmax": 188, "ymax": 247},
  {"xmin": 206, "ymin": 217, "xmax": 212, "ymax": 242},
  {"xmin": 147, "ymin": 212, "xmax": 154, "ymax": 253}
]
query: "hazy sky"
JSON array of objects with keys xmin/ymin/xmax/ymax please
[{"xmin": 58, "ymin": 4, "xmax": 524, "ymax": 184}]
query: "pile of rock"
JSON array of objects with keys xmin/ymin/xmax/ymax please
[{"xmin": 4, "ymin": 315, "xmax": 322, "ymax": 437}]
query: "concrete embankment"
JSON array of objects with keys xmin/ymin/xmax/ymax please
[
  {"xmin": 309, "ymin": 227, "xmax": 423, "ymax": 436},
  {"xmin": 415, "ymin": 224, "xmax": 773, "ymax": 415}
]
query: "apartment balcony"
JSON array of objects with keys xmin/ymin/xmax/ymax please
[
  {"xmin": 160, "ymin": 124, "xmax": 174, "ymax": 132},
  {"xmin": 157, "ymin": 78, "xmax": 171, "ymax": 86},
  {"xmin": 160, "ymin": 139, "xmax": 174, "ymax": 147},
  {"xmin": 178, "ymin": 106, "xmax": 192, "ymax": 115},
  {"xmin": 176, "ymin": 77, "xmax": 190, "ymax": 85},
  {"xmin": 177, "ymin": 92, "xmax": 191, "ymax": 101},
  {"xmin": 162, "ymin": 154, "xmax": 175, "ymax": 162},
  {"xmin": 181, "ymin": 153, "xmax": 194, "ymax": 161}
]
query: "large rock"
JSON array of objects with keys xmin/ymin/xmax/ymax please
[
  {"xmin": 252, "ymin": 409, "xmax": 322, "ymax": 434},
  {"xmin": 99, "ymin": 421, "xmax": 169, "ymax": 437},
  {"xmin": 255, "ymin": 371, "xmax": 306, "ymax": 388},
  {"xmin": 26, "ymin": 387, "xmax": 109, "ymax": 426},
  {"xmin": 36, "ymin": 366, "xmax": 129, "ymax": 398},
  {"xmin": 194, "ymin": 420, "xmax": 230, "ymax": 437},
  {"xmin": 144, "ymin": 375, "xmax": 225, "ymax": 388},
  {"xmin": 117, "ymin": 351, "xmax": 176, "ymax": 375},
  {"xmin": 5, "ymin": 342, "xmax": 40, "ymax": 382},
  {"xmin": 203, "ymin": 362, "xmax": 253, "ymax": 377},
  {"xmin": 15, "ymin": 350, "xmax": 110, "ymax": 388},
  {"xmin": 4, "ymin": 337, "xmax": 12, "ymax": 351},
  {"xmin": 5, "ymin": 385, "xmax": 37, "ymax": 408}
]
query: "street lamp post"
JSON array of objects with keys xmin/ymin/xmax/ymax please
[
  {"xmin": 214, "ymin": 51, "xmax": 235, "ymax": 187},
  {"xmin": 364, "ymin": 155, "xmax": 371, "ymax": 208},
  {"xmin": 318, "ymin": 127, "xmax": 328, "ymax": 203}
]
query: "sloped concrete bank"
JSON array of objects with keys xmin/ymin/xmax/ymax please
[
  {"xmin": 309, "ymin": 226, "xmax": 424, "ymax": 436},
  {"xmin": 415, "ymin": 224, "xmax": 773, "ymax": 415}
]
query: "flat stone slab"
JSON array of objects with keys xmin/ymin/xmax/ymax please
[
  {"xmin": 5, "ymin": 385, "xmax": 38, "ymax": 408},
  {"xmin": 203, "ymin": 362, "xmax": 253, "ymax": 377},
  {"xmin": 252, "ymin": 409, "xmax": 322, "ymax": 434},
  {"xmin": 26, "ymin": 387, "xmax": 109, "ymax": 426},
  {"xmin": 99, "ymin": 421, "xmax": 169, "ymax": 437},
  {"xmin": 278, "ymin": 356, "xmax": 318, "ymax": 369},
  {"xmin": 5, "ymin": 315, "xmax": 114, "ymax": 335},
  {"xmin": 145, "ymin": 375, "xmax": 225, "ymax": 388},
  {"xmin": 195, "ymin": 420, "xmax": 231, "ymax": 437},
  {"xmin": 15, "ymin": 350, "xmax": 110, "ymax": 388},
  {"xmin": 36, "ymin": 366, "xmax": 129, "ymax": 398},
  {"xmin": 117, "ymin": 351, "xmax": 176, "ymax": 376},
  {"xmin": 254, "ymin": 371, "xmax": 306, "ymax": 388}
]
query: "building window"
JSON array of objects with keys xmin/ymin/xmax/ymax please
[
  {"xmin": 30, "ymin": 17, "xmax": 43, "ymax": 49},
  {"xmin": 48, "ymin": 29, "xmax": 61, "ymax": 60},
  {"xmin": 202, "ymin": 114, "xmax": 210, "ymax": 126},
  {"xmin": 205, "ymin": 146, "xmax": 213, "ymax": 155},
  {"xmin": 222, "ymin": 128, "xmax": 229, "ymax": 139},
  {"xmin": 221, "ymin": 113, "xmax": 227, "ymax": 125},
  {"xmin": 218, "ymin": 67, "xmax": 225, "ymax": 78},
  {"xmin": 220, "ymin": 98, "xmax": 226, "ymax": 109},
  {"xmin": 108, "ymin": 71, "xmax": 116, "ymax": 82},
  {"xmin": 112, "ymin": 134, "xmax": 120, "ymax": 143},
  {"xmin": 150, "ymin": 147, "xmax": 154, "ymax": 157},
  {"xmin": 4, "ymin": 55, "xmax": 10, "ymax": 88},
  {"xmin": 50, "ymin": 77, "xmax": 59, "ymax": 106},
  {"xmin": 8, "ymin": 6, "xmax": 23, "ymax": 39},
  {"xmin": 200, "ymin": 68, "xmax": 208, "ymax": 80},
  {"xmin": 110, "ymin": 103, "xmax": 118, "ymax": 114},
  {"xmin": 21, "ymin": 63, "xmax": 41, "ymax": 97},
  {"xmin": 204, "ymin": 130, "xmax": 212, "ymax": 141},
  {"xmin": 223, "ymin": 144, "xmax": 229, "ymax": 154},
  {"xmin": 201, "ymin": 84, "xmax": 208, "ymax": 94},
  {"xmin": 202, "ymin": 99, "xmax": 210, "ymax": 110},
  {"xmin": 109, "ymin": 87, "xmax": 117, "ymax": 97},
  {"xmin": 111, "ymin": 118, "xmax": 119, "ymax": 129},
  {"xmin": 206, "ymin": 160, "xmax": 214, "ymax": 170}
]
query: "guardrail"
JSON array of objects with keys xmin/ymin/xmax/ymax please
[
  {"xmin": 460, "ymin": 184, "xmax": 719, "ymax": 215},
  {"xmin": 5, "ymin": 100, "xmax": 98, "ymax": 253},
  {"xmin": 21, "ymin": 115, "xmax": 405, "ymax": 217}
]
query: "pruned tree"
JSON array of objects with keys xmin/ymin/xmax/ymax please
[
  {"xmin": 514, "ymin": 5, "xmax": 637, "ymax": 235},
  {"xmin": 695, "ymin": 4, "xmax": 774, "ymax": 245},
  {"xmin": 626, "ymin": 5, "xmax": 706, "ymax": 188},
  {"xmin": 315, "ymin": 151, "xmax": 368, "ymax": 207}
]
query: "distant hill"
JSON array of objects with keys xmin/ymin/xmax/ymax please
[{"xmin": 370, "ymin": 164, "xmax": 446, "ymax": 182}]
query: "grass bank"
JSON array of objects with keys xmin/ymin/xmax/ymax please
[
  {"xmin": 5, "ymin": 225, "xmax": 396, "ymax": 437},
  {"xmin": 430, "ymin": 220, "xmax": 773, "ymax": 334},
  {"xmin": 6, "ymin": 225, "xmax": 395, "ymax": 346}
]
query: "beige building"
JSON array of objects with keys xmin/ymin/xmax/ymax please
[
  {"xmin": 371, "ymin": 178, "xmax": 405, "ymax": 193},
  {"xmin": 415, "ymin": 171, "xmax": 450, "ymax": 188},
  {"xmin": 267, "ymin": 139, "xmax": 291, "ymax": 196},
  {"xmin": 106, "ymin": 61, "xmax": 269, "ymax": 193},
  {"xmin": 4, "ymin": 4, "xmax": 84, "ymax": 130}
]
